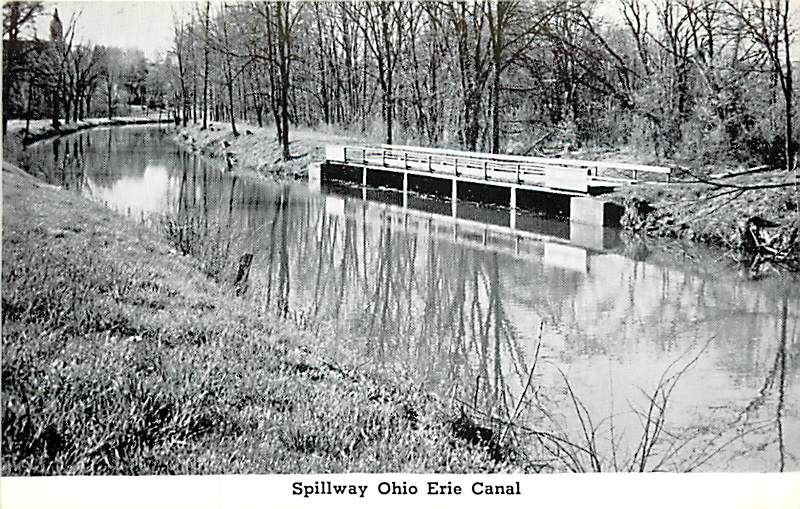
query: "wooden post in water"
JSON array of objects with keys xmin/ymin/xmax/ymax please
[{"xmin": 234, "ymin": 252, "xmax": 254, "ymax": 296}]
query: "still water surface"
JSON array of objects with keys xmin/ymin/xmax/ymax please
[{"xmin": 22, "ymin": 126, "xmax": 799, "ymax": 472}]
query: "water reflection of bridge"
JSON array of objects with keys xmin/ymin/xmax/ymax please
[{"xmin": 322, "ymin": 186, "xmax": 621, "ymax": 274}]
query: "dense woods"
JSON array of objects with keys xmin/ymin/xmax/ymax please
[
  {"xmin": 3, "ymin": 0, "xmax": 798, "ymax": 171},
  {"xmin": 168, "ymin": 0, "xmax": 800, "ymax": 171}
]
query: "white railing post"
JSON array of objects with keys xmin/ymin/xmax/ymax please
[
  {"xmin": 516, "ymin": 164, "xmax": 521, "ymax": 184},
  {"xmin": 404, "ymin": 152, "xmax": 408, "ymax": 170}
]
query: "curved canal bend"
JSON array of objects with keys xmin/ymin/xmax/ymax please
[{"xmin": 20, "ymin": 125, "xmax": 800, "ymax": 472}]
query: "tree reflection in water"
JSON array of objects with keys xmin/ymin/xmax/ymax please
[{"xmin": 26, "ymin": 129, "xmax": 800, "ymax": 472}]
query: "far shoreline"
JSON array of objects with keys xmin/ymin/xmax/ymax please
[{"xmin": 5, "ymin": 118, "xmax": 798, "ymax": 274}]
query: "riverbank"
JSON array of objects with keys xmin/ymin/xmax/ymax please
[
  {"xmin": 174, "ymin": 121, "xmax": 365, "ymax": 179},
  {"xmin": 173, "ymin": 121, "xmax": 798, "ymax": 271},
  {"xmin": 1, "ymin": 160, "xmax": 520, "ymax": 474},
  {"xmin": 3, "ymin": 117, "xmax": 169, "ymax": 161},
  {"xmin": 610, "ymin": 172, "xmax": 799, "ymax": 271}
]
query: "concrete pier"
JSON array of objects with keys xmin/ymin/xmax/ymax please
[
  {"xmin": 569, "ymin": 197, "xmax": 624, "ymax": 227},
  {"xmin": 308, "ymin": 162, "xmax": 322, "ymax": 192}
]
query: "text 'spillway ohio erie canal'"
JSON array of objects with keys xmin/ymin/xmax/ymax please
[{"xmin": 2, "ymin": 0, "xmax": 799, "ymax": 481}]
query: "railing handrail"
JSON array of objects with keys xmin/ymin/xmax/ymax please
[
  {"xmin": 339, "ymin": 146, "xmax": 572, "ymax": 181},
  {"xmin": 380, "ymin": 144, "xmax": 671, "ymax": 174},
  {"xmin": 331, "ymin": 143, "xmax": 671, "ymax": 175},
  {"xmin": 325, "ymin": 143, "xmax": 672, "ymax": 191}
]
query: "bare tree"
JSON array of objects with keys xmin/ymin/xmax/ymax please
[
  {"xmin": 201, "ymin": 1, "xmax": 210, "ymax": 129},
  {"xmin": 219, "ymin": 4, "xmax": 238, "ymax": 136},
  {"xmin": 725, "ymin": 0, "xmax": 795, "ymax": 172},
  {"xmin": 357, "ymin": 1, "xmax": 411, "ymax": 144},
  {"xmin": 172, "ymin": 17, "xmax": 190, "ymax": 126}
]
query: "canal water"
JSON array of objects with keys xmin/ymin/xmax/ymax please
[{"xmin": 20, "ymin": 125, "xmax": 799, "ymax": 472}]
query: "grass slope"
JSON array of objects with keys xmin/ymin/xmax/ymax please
[
  {"xmin": 1, "ymin": 162, "xmax": 511, "ymax": 474},
  {"xmin": 175, "ymin": 122, "xmax": 365, "ymax": 179}
]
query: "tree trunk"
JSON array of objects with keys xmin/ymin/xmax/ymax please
[
  {"xmin": 279, "ymin": 19, "xmax": 290, "ymax": 160},
  {"xmin": 202, "ymin": 1, "xmax": 210, "ymax": 130},
  {"xmin": 52, "ymin": 83, "xmax": 62, "ymax": 128},
  {"xmin": 106, "ymin": 83, "xmax": 113, "ymax": 119},
  {"xmin": 24, "ymin": 80, "xmax": 34, "ymax": 137},
  {"xmin": 64, "ymin": 96, "xmax": 72, "ymax": 125},
  {"xmin": 782, "ymin": 0, "xmax": 794, "ymax": 173},
  {"xmin": 221, "ymin": 5, "xmax": 238, "ymax": 136},
  {"xmin": 490, "ymin": 61, "xmax": 500, "ymax": 154}
]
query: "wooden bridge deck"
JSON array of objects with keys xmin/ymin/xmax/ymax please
[{"xmin": 324, "ymin": 144, "xmax": 672, "ymax": 195}]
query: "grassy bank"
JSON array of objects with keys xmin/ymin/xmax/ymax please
[
  {"xmin": 175, "ymin": 121, "xmax": 366, "ymax": 179},
  {"xmin": 1, "ymin": 161, "xmax": 516, "ymax": 474},
  {"xmin": 610, "ymin": 172, "xmax": 799, "ymax": 270}
]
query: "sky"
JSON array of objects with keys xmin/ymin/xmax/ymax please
[
  {"xmin": 28, "ymin": 0, "xmax": 626, "ymax": 61},
  {"xmin": 27, "ymin": 0, "xmax": 797, "ymax": 62},
  {"xmin": 33, "ymin": 1, "xmax": 195, "ymax": 59}
]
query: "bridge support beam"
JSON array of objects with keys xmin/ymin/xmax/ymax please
[
  {"xmin": 569, "ymin": 197, "xmax": 624, "ymax": 227},
  {"xmin": 362, "ymin": 167, "xmax": 368, "ymax": 187},
  {"xmin": 403, "ymin": 172, "xmax": 408, "ymax": 209},
  {"xmin": 509, "ymin": 187, "xmax": 517, "ymax": 230},
  {"xmin": 451, "ymin": 179, "xmax": 458, "ymax": 217}
]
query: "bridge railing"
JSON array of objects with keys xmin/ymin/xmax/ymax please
[{"xmin": 325, "ymin": 144, "xmax": 672, "ymax": 192}]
